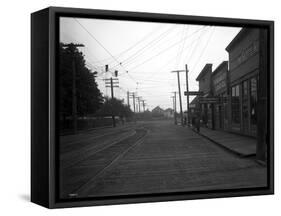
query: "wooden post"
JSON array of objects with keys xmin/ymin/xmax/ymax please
[
  {"xmin": 61, "ymin": 43, "xmax": 84, "ymax": 134},
  {"xmin": 172, "ymin": 92, "xmax": 178, "ymax": 125},
  {"xmin": 185, "ymin": 64, "xmax": 190, "ymax": 126},
  {"xmin": 110, "ymin": 78, "xmax": 116, "ymax": 127},
  {"xmin": 171, "ymin": 70, "xmax": 185, "ymax": 126},
  {"xmin": 127, "ymin": 91, "xmax": 130, "ymax": 107},
  {"xmin": 105, "ymin": 77, "xmax": 119, "ymax": 127}
]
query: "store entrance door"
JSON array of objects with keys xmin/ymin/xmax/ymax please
[{"xmin": 218, "ymin": 105, "xmax": 223, "ymax": 129}]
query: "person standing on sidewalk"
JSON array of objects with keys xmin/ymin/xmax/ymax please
[{"xmin": 195, "ymin": 113, "xmax": 200, "ymax": 133}]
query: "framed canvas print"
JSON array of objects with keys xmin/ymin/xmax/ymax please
[{"xmin": 31, "ymin": 7, "xmax": 274, "ymax": 208}]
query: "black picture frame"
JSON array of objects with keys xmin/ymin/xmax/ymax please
[{"xmin": 31, "ymin": 6, "xmax": 274, "ymax": 209}]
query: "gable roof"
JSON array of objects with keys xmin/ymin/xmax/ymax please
[
  {"xmin": 212, "ymin": 61, "xmax": 228, "ymax": 76},
  {"xmin": 225, "ymin": 28, "xmax": 248, "ymax": 52},
  {"xmin": 196, "ymin": 64, "xmax": 212, "ymax": 81},
  {"xmin": 152, "ymin": 106, "xmax": 164, "ymax": 112}
]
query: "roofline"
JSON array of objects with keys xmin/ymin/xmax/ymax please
[
  {"xmin": 196, "ymin": 64, "xmax": 212, "ymax": 81},
  {"xmin": 225, "ymin": 28, "xmax": 254, "ymax": 52},
  {"xmin": 212, "ymin": 61, "xmax": 228, "ymax": 76}
]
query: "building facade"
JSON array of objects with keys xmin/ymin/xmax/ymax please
[
  {"xmin": 163, "ymin": 108, "xmax": 174, "ymax": 118},
  {"xmin": 212, "ymin": 61, "xmax": 229, "ymax": 131},
  {"xmin": 190, "ymin": 27, "xmax": 268, "ymax": 160},
  {"xmin": 226, "ymin": 28, "xmax": 260, "ymax": 137},
  {"xmin": 190, "ymin": 28, "xmax": 265, "ymax": 138},
  {"xmin": 196, "ymin": 64, "xmax": 214, "ymax": 129}
]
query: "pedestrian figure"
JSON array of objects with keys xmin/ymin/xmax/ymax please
[
  {"xmin": 192, "ymin": 116, "xmax": 195, "ymax": 128},
  {"xmin": 195, "ymin": 116, "xmax": 200, "ymax": 133}
]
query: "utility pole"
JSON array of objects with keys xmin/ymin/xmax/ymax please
[
  {"xmin": 105, "ymin": 77, "xmax": 119, "ymax": 127},
  {"xmin": 129, "ymin": 92, "xmax": 136, "ymax": 113},
  {"xmin": 171, "ymin": 69, "xmax": 185, "ymax": 126},
  {"xmin": 62, "ymin": 43, "xmax": 84, "ymax": 134},
  {"xmin": 142, "ymin": 100, "xmax": 146, "ymax": 112},
  {"xmin": 185, "ymin": 64, "xmax": 190, "ymax": 126},
  {"xmin": 171, "ymin": 95, "xmax": 175, "ymax": 124},
  {"xmin": 129, "ymin": 92, "xmax": 137, "ymax": 123},
  {"xmin": 137, "ymin": 97, "xmax": 142, "ymax": 113},
  {"xmin": 127, "ymin": 91, "xmax": 130, "ymax": 108},
  {"xmin": 171, "ymin": 92, "xmax": 178, "ymax": 125}
]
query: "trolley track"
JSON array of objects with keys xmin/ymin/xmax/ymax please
[{"xmin": 60, "ymin": 128, "xmax": 148, "ymax": 198}]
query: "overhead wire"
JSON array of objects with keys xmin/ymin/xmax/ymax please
[
  {"xmin": 111, "ymin": 25, "xmax": 177, "ymax": 69},
  {"xmin": 105, "ymin": 24, "xmax": 166, "ymax": 66},
  {"xmin": 191, "ymin": 27, "xmax": 215, "ymax": 72},
  {"xmin": 74, "ymin": 18, "xmax": 140, "ymax": 86},
  {"xmin": 174, "ymin": 25, "xmax": 189, "ymax": 69},
  {"xmin": 74, "ymin": 18, "xmax": 129, "ymax": 74},
  {"xmin": 126, "ymin": 26, "xmax": 207, "ymax": 72}
]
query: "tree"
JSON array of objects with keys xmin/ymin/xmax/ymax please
[
  {"xmin": 59, "ymin": 43, "xmax": 103, "ymax": 119},
  {"xmin": 96, "ymin": 97, "xmax": 133, "ymax": 119}
]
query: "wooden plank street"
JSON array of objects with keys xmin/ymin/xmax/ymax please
[{"xmin": 60, "ymin": 120, "xmax": 266, "ymax": 199}]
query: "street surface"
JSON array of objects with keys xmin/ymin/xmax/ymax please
[{"xmin": 59, "ymin": 120, "xmax": 267, "ymax": 199}]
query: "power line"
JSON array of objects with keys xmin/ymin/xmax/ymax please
[
  {"xmin": 105, "ymin": 24, "xmax": 165, "ymax": 65},
  {"xmin": 140, "ymin": 55, "xmax": 178, "ymax": 81},
  {"xmin": 74, "ymin": 18, "xmax": 141, "ymax": 89},
  {"xmin": 112, "ymin": 25, "xmax": 177, "ymax": 69},
  {"xmin": 175, "ymin": 25, "xmax": 189, "ymax": 68},
  {"xmin": 61, "ymin": 31, "xmax": 104, "ymax": 68},
  {"xmin": 185, "ymin": 27, "xmax": 209, "ymax": 65},
  {"xmin": 140, "ymin": 26, "xmax": 205, "ymax": 82},
  {"xmin": 127, "ymin": 26, "xmax": 207, "ymax": 71},
  {"xmin": 191, "ymin": 27, "xmax": 215, "ymax": 72},
  {"xmin": 74, "ymin": 18, "xmax": 129, "ymax": 74}
]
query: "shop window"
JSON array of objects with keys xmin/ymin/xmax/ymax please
[
  {"xmin": 250, "ymin": 77, "xmax": 257, "ymax": 134},
  {"xmin": 242, "ymin": 81, "xmax": 249, "ymax": 132},
  {"xmin": 231, "ymin": 84, "xmax": 240, "ymax": 130}
]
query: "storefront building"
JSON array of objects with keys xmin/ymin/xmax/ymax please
[
  {"xmin": 190, "ymin": 27, "xmax": 268, "ymax": 160},
  {"xmin": 195, "ymin": 64, "xmax": 214, "ymax": 129},
  {"xmin": 211, "ymin": 61, "xmax": 229, "ymax": 130},
  {"xmin": 226, "ymin": 28, "xmax": 260, "ymax": 137}
]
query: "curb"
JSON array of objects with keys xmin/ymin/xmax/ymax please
[{"xmin": 193, "ymin": 129, "xmax": 256, "ymax": 158}]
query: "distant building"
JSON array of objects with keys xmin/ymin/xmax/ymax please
[
  {"xmin": 196, "ymin": 63, "xmax": 214, "ymax": 129},
  {"xmin": 152, "ymin": 106, "xmax": 164, "ymax": 114},
  {"xmin": 212, "ymin": 61, "xmax": 229, "ymax": 130},
  {"xmin": 163, "ymin": 108, "xmax": 174, "ymax": 118},
  {"xmin": 196, "ymin": 63, "xmax": 213, "ymax": 96}
]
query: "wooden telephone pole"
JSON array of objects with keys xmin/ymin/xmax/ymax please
[
  {"xmin": 127, "ymin": 91, "xmax": 130, "ymax": 108},
  {"xmin": 185, "ymin": 64, "xmax": 190, "ymax": 126},
  {"xmin": 171, "ymin": 92, "xmax": 178, "ymax": 125},
  {"xmin": 171, "ymin": 69, "xmax": 185, "ymax": 126},
  {"xmin": 129, "ymin": 92, "xmax": 136, "ymax": 113},
  {"xmin": 137, "ymin": 97, "xmax": 142, "ymax": 113},
  {"xmin": 141, "ymin": 100, "xmax": 146, "ymax": 112},
  {"xmin": 61, "ymin": 43, "xmax": 84, "ymax": 134},
  {"xmin": 105, "ymin": 77, "xmax": 119, "ymax": 127}
]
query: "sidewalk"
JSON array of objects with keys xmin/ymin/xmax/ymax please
[{"xmin": 197, "ymin": 127, "xmax": 256, "ymax": 157}]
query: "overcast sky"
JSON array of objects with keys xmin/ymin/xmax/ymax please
[{"xmin": 60, "ymin": 17, "xmax": 241, "ymax": 111}]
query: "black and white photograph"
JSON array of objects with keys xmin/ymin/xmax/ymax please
[
  {"xmin": 1, "ymin": 0, "xmax": 280, "ymax": 214},
  {"xmin": 58, "ymin": 16, "xmax": 269, "ymax": 199}
]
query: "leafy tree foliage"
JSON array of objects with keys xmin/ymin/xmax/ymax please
[
  {"xmin": 96, "ymin": 97, "xmax": 133, "ymax": 118},
  {"xmin": 59, "ymin": 43, "xmax": 103, "ymax": 117}
]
